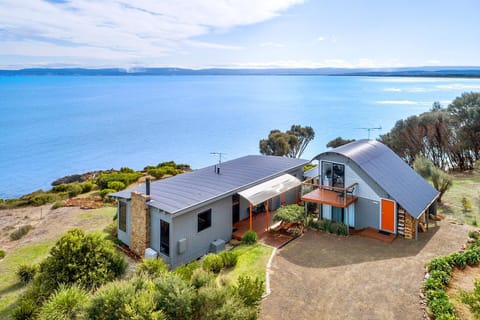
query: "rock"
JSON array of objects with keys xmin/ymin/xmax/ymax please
[{"xmin": 419, "ymin": 292, "xmax": 425, "ymax": 299}]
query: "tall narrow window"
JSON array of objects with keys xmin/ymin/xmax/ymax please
[
  {"xmin": 118, "ymin": 201, "xmax": 127, "ymax": 232},
  {"xmin": 321, "ymin": 161, "xmax": 345, "ymax": 188},
  {"xmin": 160, "ymin": 220, "xmax": 170, "ymax": 256},
  {"xmin": 198, "ymin": 209, "xmax": 212, "ymax": 232}
]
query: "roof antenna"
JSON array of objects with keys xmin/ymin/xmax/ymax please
[
  {"xmin": 210, "ymin": 152, "xmax": 226, "ymax": 174},
  {"xmin": 356, "ymin": 126, "xmax": 382, "ymax": 140}
]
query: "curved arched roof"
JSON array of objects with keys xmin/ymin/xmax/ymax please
[{"xmin": 313, "ymin": 139, "xmax": 439, "ymax": 218}]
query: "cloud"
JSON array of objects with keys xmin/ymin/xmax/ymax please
[
  {"xmin": 260, "ymin": 42, "xmax": 285, "ymax": 48},
  {"xmin": 0, "ymin": 0, "xmax": 303, "ymax": 67},
  {"xmin": 316, "ymin": 36, "xmax": 325, "ymax": 41}
]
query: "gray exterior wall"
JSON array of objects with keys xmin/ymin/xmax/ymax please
[
  {"xmin": 150, "ymin": 208, "xmax": 172, "ymax": 265},
  {"xmin": 168, "ymin": 197, "xmax": 232, "ymax": 268},
  {"xmin": 117, "ymin": 199, "xmax": 131, "ymax": 246},
  {"xmin": 354, "ymin": 197, "xmax": 380, "ymax": 230}
]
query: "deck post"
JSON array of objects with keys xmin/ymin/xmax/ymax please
[
  {"xmin": 295, "ymin": 187, "xmax": 298, "ymax": 204},
  {"xmin": 281, "ymin": 193, "xmax": 285, "ymax": 206},
  {"xmin": 266, "ymin": 200, "xmax": 269, "ymax": 231},
  {"xmin": 415, "ymin": 219, "xmax": 418, "ymax": 241},
  {"xmin": 249, "ymin": 203, "xmax": 253, "ymax": 231}
]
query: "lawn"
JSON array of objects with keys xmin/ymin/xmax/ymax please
[
  {"xmin": 0, "ymin": 206, "xmax": 118, "ymax": 318},
  {"xmin": 439, "ymin": 169, "xmax": 480, "ymax": 225},
  {"xmin": 0, "ymin": 241, "xmax": 54, "ymax": 318},
  {"xmin": 220, "ymin": 243, "xmax": 273, "ymax": 287}
]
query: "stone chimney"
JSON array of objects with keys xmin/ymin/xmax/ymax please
[{"xmin": 130, "ymin": 191, "xmax": 151, "ymax": 257}]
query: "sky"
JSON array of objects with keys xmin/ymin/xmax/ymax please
[{"xmin": 0, "ymin": 0, "xmax": 479, "ymax": 69}]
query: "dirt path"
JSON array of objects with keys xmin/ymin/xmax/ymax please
[
  {"xmin": 0, "ymin": 204, "xmax": 115, "ymax": 253},
  {"xmin": 261, "ymin": 220, "xmax": 474, "ymax": 320}
]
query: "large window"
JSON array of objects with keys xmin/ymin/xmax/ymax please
[
  {"xmin": 160, "ymin": 220, "xmax": 170, "ymax": 256},
  {"xmin": 118, "ymin": 201, "xmax": 127, "ymax": 232},
  {"xmin": 198, "ymin": 209, "xmax": 212, "ymax": 232},
  {"xmin": 321, "ymin": 161, "xmax": 345, "ymax": 188}
]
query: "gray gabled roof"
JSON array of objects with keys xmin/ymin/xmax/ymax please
[
  {"xmin": 314, "ymin": 140, "xmax": 439, "ymax": 219},
  {"xmin": 111, "ymin": 155, "xmax": 309, "ymax": 215}
]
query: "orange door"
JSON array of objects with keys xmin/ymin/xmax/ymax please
[{"xmin": 381, "ymin": 199, "xmax": 395, "ymax": 233}]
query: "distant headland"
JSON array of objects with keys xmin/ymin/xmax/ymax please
[{"xmin": 1, "ymin": 66, "xmax": 480, "ymax": 78}]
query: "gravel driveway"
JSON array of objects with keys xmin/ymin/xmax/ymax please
[{"xmin": 261, "ymin": 220, "xmax": 474, "ymax": 320}]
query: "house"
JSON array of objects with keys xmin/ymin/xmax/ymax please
[
  {"xmin": 110, "ymin": 155, "xmax": 308, "ymax": 268},
  {"xmin": 301, "ymin": 139, "xmax": 439, "ymax": 240}
]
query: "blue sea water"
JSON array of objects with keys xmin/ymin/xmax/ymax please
[{"xmin": 1, "ymin": 75, "xmax": 480, "ymax": 199}]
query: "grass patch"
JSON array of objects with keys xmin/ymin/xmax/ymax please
[
  {"xmin": 0, "ymin": 241, "xmax": 54, "ymax": 318},
  {"xmin": 438, "ymin": 170, "xmax": 480, "ymax": 226},
  {"xmin": 79, "ymin": 206, "xmax": 116, "ymax": 220},
  {"xmin": 219, "ymin": 244, "xmax": 273, "ymax": 288}
]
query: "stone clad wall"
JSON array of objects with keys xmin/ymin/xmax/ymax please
[{"xmin": 130, "ymin": 192, "xmax": 151, "ymax": 257}]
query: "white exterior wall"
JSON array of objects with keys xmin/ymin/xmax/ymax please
[{"xmin": 343, "ymin": 163, "xmax": 380, "ymax": 201}]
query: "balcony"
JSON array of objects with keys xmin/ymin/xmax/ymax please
[{"xmin": 301, "ymin": 181, "xmax": 358, "ymax": 208}]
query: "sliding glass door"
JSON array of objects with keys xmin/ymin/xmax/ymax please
[{"xmin": 321, "ymin": 161, "xmax": 345, "ymax": 188}]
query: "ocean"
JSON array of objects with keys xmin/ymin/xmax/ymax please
[{"xmin": 1, "ymin": 75, "xmax": 480, "ymax": 199}]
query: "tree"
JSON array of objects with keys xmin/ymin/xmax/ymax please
[
  {"xmin": 431, "ymin": 168, "xmax": 453, "ymax": 203},
  {"xmin": 326, "ymin": 137, "xmax": 355, "ymax": 148},
  {"xmin": 259, "ymin": 125, "xmax": 315, "ymax": 158},
  {"xmin": 273, "ymin": 204, "xmax": 306, "ymax": 231}
]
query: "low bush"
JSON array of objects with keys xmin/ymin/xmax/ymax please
[
  {"xmin": 462, "ymin": 196, "xmax": 473, "ymax": 212},
  {"xmin": 202, "ymin": 254, "xmax": 224, "ymax": 273},
  {"xmin": 99, "ymin": 188, "xmax": 116, "ymax": 199},
  {"xmin": 66, "ymin": 183, "xmax": 83, "ymax": 198},
  {"xmin": 219, "ymin": 250, "xmax": 238, "ymax": 268},
  {"xmin": 460, "ymin": 279, "xmax": 480, "ymax": 317},
  {"xmin": 426, "ymin": 289, "xmax": 457, "ymax": 318},
  {"xmin": 234, "ymin": 275, "xmax": 264, "ymax": 307},
  {"xmin": 10, "ymin": 224, "xmax": 32, "ymax": 240},
  {"xmin": 242, "ymin": 230, "xmax": 258, "ymax": 245},
  {"xmin": 0, "ymin": 249, "xmax": 5, "ymax": 259},
  {"xmin": 80, "ymin": 180, "xmax": 95, "ymax": 193},
  {"xmin": 16, "ymin": 264, "xmax": 38, "ymax": 284},
  {"xmin": 28, "ymin": 192, "xmax": 59, "ymax": 206},
  {"xmin": 107, "ymin": 181, "xmax": 126, "ymax": 191},
  {"xmin": 37, "ymin": 285, "xmax": 88, "ymax": 320},
  {"xmin": 427, "ymin": 257, "xmax": 453, "ymax": 275},
  {"xmin": 464, "ymin": 248, "xmax": 480, "ymax": 266},
  {"xmin": 51, "ymin": 184, "xmax": 68, "ymax": 193},
  {"xmin": 153, "ymin": 273, "xmax": 196, "ymax": 320},
  {"xmin": 469, "ymin": 231, "xmax": 479, "ymax": 240},
  {"xmin": 173, "ymin": 261, "xmax": 200, "ymax": 281},
  {"xmin": 190, "ymin": 268, "xmax": 214, "ymax": 289},
  {"xmin": 51, "ymin": 201, "xmax": 65, "ymax": 210},
  {"xmin": 96, "ymin": 172, "xmax": 142, "ymax": 190},
  {"xmin": 136, "ymin": 258, "xmax": 168, "ymax": 278},
  {"xmin": 450, "ymin": 252, "xmax": 467, "ymax": 269},
  {"xmin": 11, "ymin": 297, "xmax": 37, "ymax": 320}
]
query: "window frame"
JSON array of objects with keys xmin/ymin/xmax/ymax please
[
  {"xmin": 118, "ymin": 201, "xmax": 127, "ymax": 232},
  {"xmin": 160, "ymin": 220, "xmax": 170, "ymax": 256},
  {"xmin": 197, "ymin": 209, "xmax": 212, "ymax": 233}
]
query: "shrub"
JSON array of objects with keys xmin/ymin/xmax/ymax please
[
  {"xmin": 51, "ymin": 184, "xmax": 68, "ymax": 193},
  {"xmin": 16, "ymin": 264, "xmax": 38, "ymax": 284},
  {"xmin": 66, "ymin": 183, "xmax": 83, "ymax": 198},
  {"xmin": 147, "ymin": 168, "xmax": 165, "ymax": 179},
  {"xmin": 38, "ymin": 229, "xmax": 126, "ymax": 292},
  {"xmin": 464, "ymin": 248, "xmax": 480, "ymax": 266},
  {"xmin": 96, "ymin": 172, "xmax": 142, "ymax": 190},
  {"xmin": 153, "ymin": 273, "xmax": 196, "ymax": 320},
  {"xmin": 0, "ymin": 249, "xmax": 5, "ymax": 259},
  {"xmin": 234, "ymin": 275, "xmax": 264, "ymax": 307},
  {"xmin": 136, "ymin": 258, "xmax": 168, "ymax": 278},
  {"xmin": 413, "ymin": 156, "xmax": 433, "ymax": 178},
  {"xmin": 11, "ymin": 297, "xmax": 37, "ymax": 320},
  {"xmin": 193, "ymin": 285, "xmax": 229, "ymax": 319},
  {"xmin": 38, "ymin": 285, "xmax": 88, "ymax": 320},
  {"xmin": 120, "ymin": 167, "xmax": 135, "ymax": 173},
  {"xmin": 426, "ymin": 289, "xmax": 456, "ymax": 318},
  {"xmin": 219, "ymin": 250, "xmax": 238, "ymax": 268},
  {"xmin": 28, "ymin": 192, "xmax": 59, "ymax": 206},
  {"xmin": 273, "ymin": 204, "xmax": 305, "ymax": 225},
  {"xmin": 86, "ymin": 278, "xmax": 165, "ymax": 320},
  {"xmin": 450, "ymin": 252, "xmax": 467, "ymax": 269},
  {"xmin": 100, "ymin": 188, "xmax": 116, "ymax": 199},
  {"xmin": 469, "ymin": 231, "xmax": 479, "ymax": 240},
  {"xmin": 242, "ymin": 230, "xmax": 258, "ymax": 245},
  {"xmin": 427, "ymin": 257, "xmax": 453, "ymax": 275},
  {"xmin": 202, "ymin": 254, "xmax": 224, "ymax": 273},
  {"xmin": 173, "ymin": 261, "xmax": 200, "ymax": 281},
  {"xmin": 80, "ymin": 180, "xmax": 95, "ymax": 193},
  {"xmin": 462, "ymin": 196, "xmax": 473, "ymax": 212},
  {"xmin": 51, "ymin": 201, "xmax": 65, "ymax": 210},
  {"xmin": 190, "ymin": 268, "xmax": 214, "ymax": 289},
  {"xmin": 460, "ymin": 278, "xmax": 480, "ymax": 317},
  {"xmin": 211, "ymin": 296, "xmax": 257, "ymax": 320},
  {"xmin": 10, "ymin": 224, "xmax": 32, "ymax": 240},
  {"xmin": 107, "ymin": 181, "xmax": 126, "ymax": 191}
]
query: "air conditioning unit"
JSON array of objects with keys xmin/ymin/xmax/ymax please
[
  {"xmin": 209, "ymin": 239, "xmax": 225, "ymax": 254},
  {"xmin": 145, "ymin": 248, "xmax": 158, "ymax": 259}
]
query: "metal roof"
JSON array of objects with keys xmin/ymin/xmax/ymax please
[
  {"xmin": 238, "ymin": 174, "xmax": 302, "ymax": 206},
  {"xmin": 111, "ymin": 155, "xmax": 309, "ymax": 215},
  {"xmin": 313, "ymin": 140, "xmax": 439, "ymax": 218}
]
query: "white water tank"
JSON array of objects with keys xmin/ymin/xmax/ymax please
[{"xmin": 145, "ymin": 248, "xmax": 158, "ymax": 259}]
